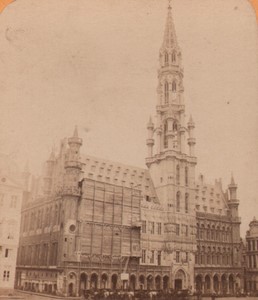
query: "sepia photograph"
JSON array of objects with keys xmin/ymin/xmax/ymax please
[{"xmin": 0, "ymin": 0, "xmax": 257, "ymax": 299}]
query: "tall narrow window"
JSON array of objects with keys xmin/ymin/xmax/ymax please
[
  {"xmin": 164, "ymin": 121, "xmax": 168, "ymax": 148},
  {"xmin": 164, "ymin": 82, "xmax": 169, "ymax": 104},
  {"xmin": 165, "ymin": 52, "xmax": 169, "ymax": 66},
  {"xmin": 172, "ymin": 51, "xmax": 176, "ymax": 62},
  {"xmin": 176, "ymin": 251, "xmax": 180, "ymax": 263},
  {"xmin": 176, "ymin": 224, "xmax": 180, "ymax": 236},
  {"xmin": 176, "ymin": 192, "xmax": 180, "ymax": 212},
  {"xmin": 185, "ymin": 193, "xmax": 189, "ymax": 213},
  {"xmin": 142, "ymin": 249, "xmax": 146, "ymax": 263},
  {"xmin": 157, "ymin": 251, "xmax": 162, "ymax": 266},
  {"xmin": 142, "ymin": 220, "xmax": 146, "ymax": 233},
  {"xmin": 150, "ymin": 250, "xmax": 155, "ymax": 264},
  {"xmin": 185, "ymin": 167, "xmax": 189, "ymax": 186},
  {"xmin": 176, "ymin": 165, "xmax": 180, "ymax": 185},
  {"xmin": 172, "ymin": 81, "xmax": 177, "ymax": 92}
]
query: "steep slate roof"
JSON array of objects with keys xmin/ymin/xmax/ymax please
[{"xmin": 80, "ymin": 154, "xmax": 160, "ymax": 205}]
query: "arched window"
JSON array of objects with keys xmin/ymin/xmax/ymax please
[
  {"xmin": 207, "ymin": 225, "xmax": 210, "ymax": 240},
  {"xmin": 176, "ymin": 191, "xmax": 180, "ymax": 212},
  {"xmin": 185, "ymin": 166, "xmax": 189, "ymax": 186},
  {"xmin": 172, "ymin": 81, "xmax": 177, "ymax": 92},
  {"xmin": 164, "ymin": 121, "xmax": 168, "ymax": 148},
  {"xmin": 172, "ymin": 51, "xmax": 176, "ymax": 62},
  {"xmin": 176, "ymin": 165, "xmax": 180, "ymax": 185},
  {"xmin": 173, "ymin": 122, "xmax": 178, "ymax": 131},
  {"xmin": 185, "ymin": 193, "xmax": 189, "ymax": 213},
  {"xmin": 164, "ymin": 82, "xmax": 169, "ymax": 104},
  {"xmin": 165, "ymin": 52, "xmax": 169, "ymax": 66},
  {"xmin": 196, "ymin": 224, "xmax": 199, "ymax": 239}
]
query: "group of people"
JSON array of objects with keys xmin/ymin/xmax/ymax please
[{"xmin": 82, "ymin": 289, "xmax": 197, "ymax": 300}]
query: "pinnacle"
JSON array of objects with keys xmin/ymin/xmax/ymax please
[
  {"xmin": 73, "ymin": 125, "xmax": 78, "ymax": 138},
  {"xmin": 161, "ymin": 0, "xmax": 178, "ymax": 50},
  {"xmin": 230, "ymin": 173, "xmax": 235, "ymax": 185}
]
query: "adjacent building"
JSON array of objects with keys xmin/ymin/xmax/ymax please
[
  {"xmin": 245, "ymin": 217, "xmax": 258, "ymax": 293},
  {"xmin": 0, "ymin": 155, "xmax": 24, "ymax": 294},
  {"xmin": 16, "ymin": 4, "xmax": 244, "ymax": 297}
]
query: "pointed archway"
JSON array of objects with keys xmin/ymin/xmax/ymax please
[{"xmin": 174, "ymin": 269, "xmax": 187, "ymax": 290}]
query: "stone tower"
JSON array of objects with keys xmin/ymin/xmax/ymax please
[
  {"xmin": 146, "ymin": 3, "xmax": 197, "ymax": 290},
  {"xmin": 228, "ymin": 175, "xmax": 241, "ymax": 267},
  {"xmin": 60, "ymin": 127, "xmax": 83, "ymax": 271}
]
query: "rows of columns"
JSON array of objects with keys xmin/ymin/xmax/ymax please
[
  {"xmin": 65, "ymin": 273, "xmax": 170, "ymax": 297},
  {"xmin": 196, "ymin": 274, "xmax": 239, "ymax": 295}
]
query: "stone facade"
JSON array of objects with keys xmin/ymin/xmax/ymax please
[
  {"xmin": 245, "ymin": 217, "xmax": 258, "ymax": 293},
  {"xmin": 0, "ymin": 155, "xmax": 24, "ymax": 294},
  {"xmin": 15, "ymin": 5, "xmax": 244, "ymax": 297}
]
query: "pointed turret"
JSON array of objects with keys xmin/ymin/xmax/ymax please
[
  {"xmin": 73, "ymin": 125, "xmax": 78, "ymax": 138},
  {"xmin": 228, "ymin": 173, "xmax": 239, "ymax": 221},
  {"xmin": 187, "ymin": 115, "xmax": 196, "ymax": 156},
  {"xmin": 161, "ymin": 3, "xmax": 178, "ymax": 51},
  {"xmin": 146, "ymin": 116, "xmax": 155, "ymax": 158}
]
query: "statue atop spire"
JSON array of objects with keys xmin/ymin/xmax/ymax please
[{"xmin": 161, "ymin": 0, "xmax": 178, "ymax": 51}]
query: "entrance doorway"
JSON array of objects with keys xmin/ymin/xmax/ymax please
[
  {"xmin": 174, "ymin": 269, "xmax": 186, "ymax": 290},
  {"xmin": 175, "ymin": 279, "xmax": 182, "ymax": 290}
]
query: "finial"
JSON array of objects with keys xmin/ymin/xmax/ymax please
[
  {"xmin": 230, "ymin": 172, "xmax": 235, "ymax": 185},
  {"xmin": 168, "ymin": 0, "xmax": 172, "ymax": 9},
  {"xmin": 73, "ymin": 125, "xmax": 78, "ymax": 138}
]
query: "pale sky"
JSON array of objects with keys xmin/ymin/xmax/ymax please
[{"xmin": 0, "ymin": 0, "xmax": 257, "ymax": 236}]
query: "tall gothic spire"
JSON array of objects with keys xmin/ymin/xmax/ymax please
[{"xmin": 161, "ymin": 2, "xmax": 178, "ymax": 51}]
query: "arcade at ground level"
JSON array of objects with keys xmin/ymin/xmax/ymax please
[{"xmin": 16, "ymin": 270, "xmax": 243, "ymax": 297}]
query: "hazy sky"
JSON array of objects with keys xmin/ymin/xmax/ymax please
[{"xmin": 0, "ymin": 0, "xmax": 257, "ymax": 236}]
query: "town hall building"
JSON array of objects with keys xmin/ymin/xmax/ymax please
[{"xmin": 15, "ymin": 4, "xmax": 244, "ymax": 297}]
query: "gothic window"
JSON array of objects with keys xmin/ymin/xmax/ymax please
[
  {"xmin": 54, "ymin": 205, "xmax": 58, "ymax": 225},
  {"xmin": 172, "ymin": 51, "xmax": 176, "ymax": 62},
  {"xmin": 157, "ymin": 222, "xmax": 162, "ymax": 235},
  {"xmin": 164, "ymin": 121, "xmax": 168, "ymax": 148},
  {"xmin": 149, "ymin": 221, "xmax": 155, "ymax": 234},
  {"xmin": 185, "ymin": 193, "xmax": 189, "ymax": 213},
  {"xmin": 185, "ymin": 166, "xmax": 189, "ymax": 186},
  {"xmin": 164, "ymin": 82, "xmax": 169, "ymax": 104},
  {"xmin": 165, "ymin": 52, "xmax": 169, "ymax": 66},
  {"xmin": 207, "ymin": 225, "xmax": 210, "ymax": 240},
  {"xmin": 176, "ymin": 224, "xmax": 180, "ymax": 236},
  {"xmin": 142, "ymin": 220, "xmax": 146, "ymax": 233},
  {"xmin": 196, "ymin": 224, "xmax": 199, "ymax": 239},
  {"xmin": 172, "ymin": 81, "xmax": 177, "ymax": 92},
  {"xmin": 45, "ymin": 208, "xmax": 49, "ymax": 227},
  {"xmin": 200, "ymin": 224, "xmax": 205, "ymax": 239},
  {"xmin": 176, "ymin": 165, "xmax": 180, "ymax": 185},
  {"xmin": 176, "ymin": 251, "xmax": 180, "ymax": 263},
  {"xmin": 150, "ymin": 250, "xmax": 155, "ymax": 264},
  {"xmin": 157, "ymin": 251, "xmax": 162, "ymax": 266},
  {"xmin": 49, "ymin": 206, "xmax": 52, "ymax": 226},
  {"xmin": 176, "ymin": 192, "xmax": 180, "ymax": 212},
  {"xmin": 141, "ymin": 249, "xmax": 146, "ymax": 263}
]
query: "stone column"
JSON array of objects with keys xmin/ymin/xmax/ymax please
[
  {"xmin": 202, "ymin": 279, "xmax": 205, "ymax": 294},
  {"xmin": 218, "ymin": 279, "xmax": 221, "ymax": 295},
  {"xmin": 210, "ymin": 276, "xmax": 214, "ymax": 293},
  {"xmin": 226, "ymin": 279, "xmax": 229, "ymax": 294}
]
